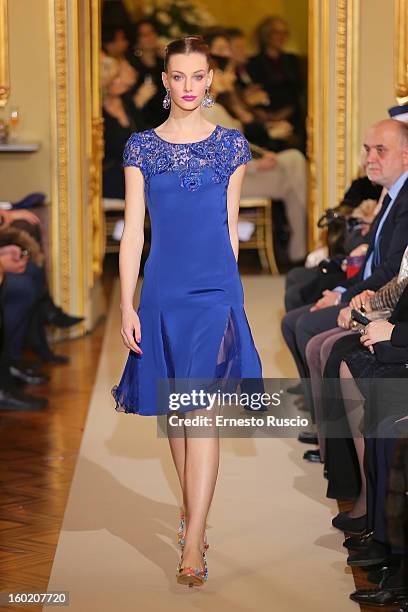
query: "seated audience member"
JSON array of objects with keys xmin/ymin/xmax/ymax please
[
  {"xmin": 0, "ymin": 210, "xmax": 83, "ymax": 375},
  {"xmin": 305, "ymin": 245, "xmax": 408, "ymax": 464},
  {"xmin": 204, "ymin": 30, "xmax": 295, "ymax": 153},
  {"xmin": 331, "ymin": 290, "xmax": 408, "ymax": 608},
  {"xmin": 366, "ymin": 437, "xmax": 408, "ymax": 607},
  {"xmin": 227, "ymin": 27, "xmax": 269, "ymax": 100},
  {"xmin": 286, "ymin": 103, "xmax": 408, "ymax": 312},
  {"xmin": 285, "ymin": 178, "xmax": 382, "ymax": 311},
  {"xmin": 101, "ymin": 56, "xmax": 148, "ymax": 200},
  {"xmin": 227, "ymin": 27, "xmax": 296, "ymax": 146},
  {"xmin": 0, "ymin": 245, "xmax": 47, "ymax": 411},
  {"xmin": 248, "ymin": 16, "xmax": 305, "ymax": 150},
  {"xmin": 102, "ymin": 25, "xmax": 137, "ymax": 88},
  {"xmin": 281, "ymin": 119, "xmax": 408, "ymax": 388},
  {"xmin": 202, "ymin": 59, "xmax": 308, "ymax": 262},
  {"xmin": 126, "ymin": 19, "xmax": 168, "ymax": 127}
]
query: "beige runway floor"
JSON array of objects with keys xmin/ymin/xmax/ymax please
[{"xmin": 47, "ymin": 276, "xmax": 356, "ymax": 611}]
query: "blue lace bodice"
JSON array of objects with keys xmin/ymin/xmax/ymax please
[{"xmin": 122, "ymin": 124, "xmax": 251, "ymax": 192}]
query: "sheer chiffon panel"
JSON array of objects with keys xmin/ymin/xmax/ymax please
[{"xmin": 111, "ymin": 305, "xmax": 261, "ymax": 416}]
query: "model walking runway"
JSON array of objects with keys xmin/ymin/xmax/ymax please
[{"xmin": 47, "ymin": 277, "xmax": 355, "ymax": 611}]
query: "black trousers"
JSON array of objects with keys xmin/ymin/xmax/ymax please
[{"xmin": 367, "ymin": 418, "xmax": 408, "ymax": 546}]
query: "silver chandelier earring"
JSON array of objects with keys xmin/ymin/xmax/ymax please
[
  {"xmin": 163, "ymin": 88, "xmax": 171, "ymax": 109},
  {"xmin": 201, "ymin": 86, "xmax": 214, "ymax": 108}
]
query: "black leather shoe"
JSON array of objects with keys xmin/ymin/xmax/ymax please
[
  {"xmin": 343, "ymin": 531, "xmax": 373, "ymax": 551},
  {"xmin": 367, "ymin": 564, "xmax": 400, "ymax": 585},
  {"xmin": 332, "ymin": 511, "xmax": 367, "ymax": 534},
  {"xmin": 298, "ymin": 431, "xmax": 318, "ymax": 445},
  {"xmin": 0, "ymin": 388, "xmax": 48, "ymax": 410},
  {"xmin": 303, "ymin": 448, "xmax": 322, "ymax": 463},
  {"xmin": 46, "ymin": 306, "xmax": 84, "ymax": 328},
  {"xmin": 9, "ymin": 364, "xmax": 50, "ymax": 385},
  {"xmin": 39, "ymin": 350, "xmax": 70, "ymax": 364},
  {"xmin": 287, "ymin": 382, "xmax": 303, "ymax": 395},
  {"xmin": 350, "ymin": 585, "xmax": 408, "ymax": 606},
  {"xmin": 347, "ymin": 540, "xmax": 389, "ymax": 567}
]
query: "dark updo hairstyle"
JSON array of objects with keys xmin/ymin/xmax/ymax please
[{"xmin": 164, "ymin": 35, "xmax": 211, "ymax": 72}]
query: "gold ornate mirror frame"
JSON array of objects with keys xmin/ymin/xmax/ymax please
[
  {"xmin": 48, "ymin": 0, "xmax": 104, "ymax": 321},
  {"xmin": 307, "ymin": 0, "xmax": 359, "ymax": 249},
  {"xmin": 395, "ymin": 0, "xmax": 408, "ymax": 102},
  {"xmin": 0, "ymin": 0, "xmax": 9, "ymax": 108}
]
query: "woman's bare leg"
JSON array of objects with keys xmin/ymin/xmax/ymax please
[
  {"xmin": 176, "ymin": 406, "xmax": 220, "ymax": 572},
  {"xmin": 339, "ymin": 361, "xmax": 367, "ymax": 517},
  {"xmin": 167, "ymin": 415, "xmax": 187, "ymax": 512}
]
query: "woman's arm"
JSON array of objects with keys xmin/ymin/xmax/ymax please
[
  {"xmin": 119, "ymin": 165, "xmax": 145, "ymax": 353},
  {"xmin": 226, "ymin": 164, "xmax": 247, "ymax": 261},
  {"xmin": 370, "ymin": 275, "xmax": 408, "ymax": 311}
]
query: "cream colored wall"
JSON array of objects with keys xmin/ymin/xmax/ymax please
[
  {"xmin": 0, "ymin": 0, "xmax": 51, "ymax": 201},
  {"xmin": 358, "ymin": 0, "xmax": 395, "ymax": 145}
]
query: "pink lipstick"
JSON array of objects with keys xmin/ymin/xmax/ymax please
[{"xmin": 182, "ymin": 95, "xmax": 197, "ymax": 101}]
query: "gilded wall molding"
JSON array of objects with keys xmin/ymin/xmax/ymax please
[
  {"xmin": 335, "ymin": 0, "xmax": 359, "ymax": 203},
  {"xmin": 306, "ymin": 0, "xmax": 320, "ymax": 248},
  {"xmin": 307, "ymin": 0, "xmax": 359, "ymax": 249},
  {"xmin": 395, "ymin": 0, "xmax": 408, "ymax": 102},
  {"xmin": 90, "ymin": 0, "xmax": 104, "ymax": 281},
  {"xmin": 47, "ymin": 0, "xmax": 104, "ymax": 328},
  {"xmin": 49, "ymin": 0, "xmax": 71, "ymax": 310},
  {"xmin": 0, "ymin": 0, "xmax": 9, "ymax": 107}
]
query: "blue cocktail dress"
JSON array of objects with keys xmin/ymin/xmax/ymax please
[{"xmin": 111, "ymin": 124, "xmax": 263, "ymax": 415}]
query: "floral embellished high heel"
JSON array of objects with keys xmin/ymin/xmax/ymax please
[
  {"xmin": 176, "ymin": 551, "xmax": 208, "ymax": 587},
  {"xmin": 177, "ymin": 510, "xmax": 209, "ymax": 551},
  {"xmin": 177, "ymin": 511, "xmax": 185, "ymax": 548}
]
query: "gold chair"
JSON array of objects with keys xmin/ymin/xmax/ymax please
[{"xmin": 239, "ymin": 197, "xmax": 278, "ymax": 274}]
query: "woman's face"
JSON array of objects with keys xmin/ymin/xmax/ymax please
[
  {"xmin": 230, "ymin": 36, "xmax": 247, "ymax": 65},
  {"xmin": 137, "ymin": 23, "xmax": 158, "ymax": 50},
  {"xmin": 105, "ymin": 30, "xmax": 129, "ymax": 58},
  {"xmin": 267, "ymin": 19, "xmax": 290, "ymax": 51},
  {"xmin": 209, "ymin": 36, "xmax": 232, "ymax": 58},
  {"xmin": 163, "ymin": 52, "xmax": 213, "ymax": 111}
]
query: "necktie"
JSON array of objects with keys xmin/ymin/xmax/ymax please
[
  {"xmin": 363, "ymin": 193, "xmax": 392, "ymax": 279},
  {"xmin": 372, "ymin": 193, "xmax": 392, "ymax": 268}
]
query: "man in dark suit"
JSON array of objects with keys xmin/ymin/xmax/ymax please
[{"xmin": 281, "ymin": 119, "xmax": 408, "ymax": 379}]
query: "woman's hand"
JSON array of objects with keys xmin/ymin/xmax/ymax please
[
  {"xmin": 120, "ymin": 307, "xmax": 143, "ymax": 355},
  {"xmin": 350, "ymin": 289, "xmax": 375, "ymax": 311},
  {"xmin": 1, "ymin": 208, "xmax": 41, "ymax": 227},
  {"xmin": 266, "ymin": 120, "xmax": 293, "ymax": 140},
  {"xmin": 255, "ymin": 152, "xmax": 278, "ymax": 171},
  {"xmin": 349, "ymin": 244, "xmax": 369, "ymax": 258},
  {"xmin": 310, "ymin": 289, "xmax": 341, "ymax": 311},
  {"xmin": 243, "ymin": 87, "xmax": 270, "ymax": 107},
  {"xmin": 337, "ymin": 306, "xmax": 352, "ymax": 329},
  {"xmin": 133, "ymin": 81, "xmax": 157, "ymax": 108},
  {"xmin": 360, "ymin": 320, "xmax": 395, "ymax": 353}
]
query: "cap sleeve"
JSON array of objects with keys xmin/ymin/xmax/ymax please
[
  {"xmin": 229, "ymin": 129, "xmax": 252, "ymax": 176},
  {"xmin": 122, "ymin": 132, "xmax": 143, "ymax": 170}
]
